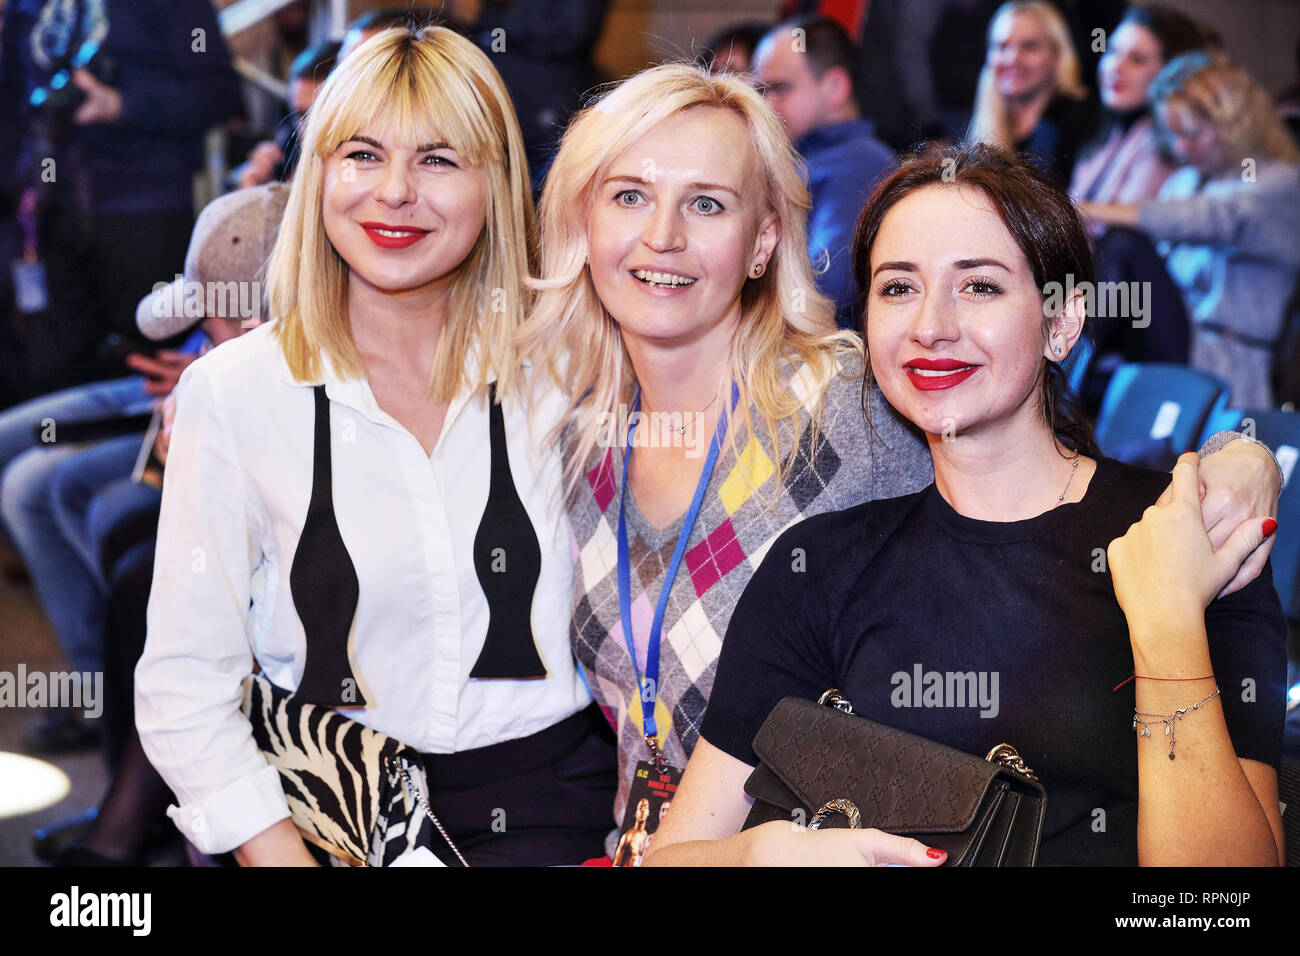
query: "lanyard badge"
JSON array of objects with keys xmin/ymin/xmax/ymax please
[{"xmin": 612, "ymin": 383, "xmax": 737, "ymax": 865}]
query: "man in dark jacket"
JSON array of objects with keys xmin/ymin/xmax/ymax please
[{"xmin": 754, "ymin": 16, "xmax": 896, "ymax": 329}]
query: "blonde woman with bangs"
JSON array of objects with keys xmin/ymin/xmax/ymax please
[
  {"xmin": 969, "ymin": 1, "xmax": 1097, "ymax": 184},
  {"xmin": 136, "ymin": 25, "xmax": 617, "ymax": 867},
  {"xmin": 518, "ymin": 62, "xmax": 934, "ymax": 861}
]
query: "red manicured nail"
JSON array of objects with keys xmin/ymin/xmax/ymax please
[
  {"xmin": 926, "ymin": 848, "xmax": 946, "ymax": 860},
  {"xmin": 1262, "ymin": 518, "xmax": 1278, "ymax": 538}
]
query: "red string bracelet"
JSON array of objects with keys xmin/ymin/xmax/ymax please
[{"xmin": 1112, "ymin": 673, "xmax": 1215, "ymax": 691}]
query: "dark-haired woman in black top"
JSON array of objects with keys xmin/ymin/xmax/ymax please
[{"xmin": 645, "ymin": 145, "xmax": 1286, "ymax": 867}]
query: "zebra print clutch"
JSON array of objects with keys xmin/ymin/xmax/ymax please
[{"xmin": 239, "ymin": 674, "xmax": 469, "ymax": 867}]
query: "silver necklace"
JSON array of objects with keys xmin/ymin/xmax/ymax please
[
  {"xmin": 1056, "ymin": 453, "xmax": 1081, "ymax": 504},
  {"xmin": 645, "ymin": 392, "xmax": 719, "ymax": 435}
]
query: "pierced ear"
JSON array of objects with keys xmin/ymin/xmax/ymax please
[
  {"xmin": 1045, "ymin": 288, "xmax": 1088, "ymax": 362},
  {"xmin": 753, "ymin": 211, "xmax": 780, "ymax": 267}
]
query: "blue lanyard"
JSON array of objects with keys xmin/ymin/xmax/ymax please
[{"xmin": 616, "ymin": 382, "xmax": 737, "ymax": 767}]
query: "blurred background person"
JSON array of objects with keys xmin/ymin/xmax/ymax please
[
  {"xmin": 0, "ymin": 0, "xmax": 244, "ymax": 403},
  {"xmin": 221, "ymin": 0, "xmax": 310, "ymax": 135},
  {"xmin": 968, "ymin": 0, "xmax": 1097, "ymax": 185},
  {"xmin": 1082, "ymin": 52, "xmax": 1300, "ymax": 408},
  {"xmin": 232, "ymin": 39, "xmax": 339, "ymax": 190},
  {"xmin": 1069, "ymin": 3, "xmax": 1210, "ymax": 407},
  {"xmin": 469, "ymin": 0, "xmax": 613, "ymax": 193},
  {"xmin": 753, "ymin": 15, "xmax": 895, "ymax": 328},
  {"xmin": 696, "ymin": 20, "xmax": 769, "ymax": 74},
  {"xmin": 1072, "ymin": 3, "xmax": 1208, "ymax": 205}
]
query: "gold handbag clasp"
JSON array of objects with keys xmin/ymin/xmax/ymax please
[
  {"xmin": 985, "ymin": 743, "xmax": 1038, "ymax": 782},
  {"xmin": 808, "ymin": 799, "xmax": 862, "ymax": 830}
]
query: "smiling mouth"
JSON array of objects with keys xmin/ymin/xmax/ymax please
[
  {"xmin": 632, "ymin": 269, "xmax": 696, "ymax": 288},
  {"xmin": 360, "ymin": 222, "xmax": 431, "ymax": 249},
  {"xmin": 904, "ymin": 361, "xmax": 980, "ymax": 391},
  {"xmin": 908, "ymin": 365, "xmax": 977, "ymax": 377}
]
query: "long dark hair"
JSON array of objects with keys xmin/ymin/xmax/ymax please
[
  {"xmin": 1121, "ymin": 3, "xmax": 1208, "ymax": 65},
  {"xmin": 1085, "ymin": 4, "xmax": 1209, "ymax": 156},
  {"xmin": 851, "ymin": 142, "xmax": 1101, "ymax": 459}
]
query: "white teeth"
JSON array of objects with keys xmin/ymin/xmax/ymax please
[
  {"xmin": 374, "ymin": 228, "xmax": 420, "ymax": 237},
  {"xmin": 633, "ymin": 269, "xmax": 696, "ymax": 287},
  {"xmin": 911, "ymin": 366, "xmax": 975, "ymax": 377}
]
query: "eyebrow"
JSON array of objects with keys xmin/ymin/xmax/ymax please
[
  {"xmin": 872, "ymin": 260, "xmax": 916, "ymax": 278},
  {"xmin": 346, "ymin": 135, "xmax": 450, "ymax": 152},
  {"xmin": 872, "ymin": 257, "xmax": 1012, "ymax": 277},
  {"xmin": 600, "ymin": 174, "xmax": 740, "ymax": 197},
  {"xmin": 953, "ymin": 257, "xmax": 1012, "ymax": 271}
]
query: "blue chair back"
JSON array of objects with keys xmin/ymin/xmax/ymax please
[
  {"xmin": 1095, "ymin": 363, "xmax": 1230, "ymax": 470},
  {"xmin": 1198, "ymin": 407, "xmax": 1300, "ymax": 619},
  {"xmin": 1062, "ymin": 334, "xmax": 1095, "ymax": 398}
]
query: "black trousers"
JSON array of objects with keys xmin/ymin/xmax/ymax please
[
  {"xmin": 102, "ymin": 528, "xmax": 159, "ymax": 774},
  {"xmin": 422, "ymin": 704, "xmax": 618, "ymax": 866}
]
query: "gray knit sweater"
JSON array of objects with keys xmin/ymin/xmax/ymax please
[
  {"xmin": 1139, "ymin": 160, "xmax": 1300, "ymax": 407},
  {"xmin": 564, "ymin": 355, "xmax": 933, "ymax": 851}
]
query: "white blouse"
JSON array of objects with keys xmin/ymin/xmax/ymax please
[{"xmin": 135, "ymin": 323, "xmax": 590, "ymax": 854}]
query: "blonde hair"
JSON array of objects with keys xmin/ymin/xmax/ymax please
[
  {"xmin": 969, "ymin": 1, "xmax": 1088, "ymax": 149},
  {"xmin": 267, "ymin": 25, "xmax": 537, "ymax": 402},
  {"xmin": 1151, "ymin": 52, "xmax": 1300, "ymax": 166},
  {"xmin": 517, "ymin": 63, "xmax": 858, "ymax": 489}
]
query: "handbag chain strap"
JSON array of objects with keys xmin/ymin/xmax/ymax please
[
  {"xmin": 817, "ymin": 689, "xmax": 1039, "ymax": 782},
  {"xmin": 396, "ymin": 761, "xmax": 471, "ymax": 867},
  {"xmin": 984, "ymin": 743, "xmax": 1039, "ymax": 782},
  {"xmin": 817, "ymin": 688, "xmax": 855, "ymax": 713}
]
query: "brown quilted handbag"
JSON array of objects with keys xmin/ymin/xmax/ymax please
[{"xmin": 741, "ymin": 691, "xmax": 1046, "ymax": 866}]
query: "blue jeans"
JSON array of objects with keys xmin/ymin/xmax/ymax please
[
  {"xmin": 0, "ymin": 377, "xmax": 154, "ymax": 673},
  {"xmin": 52, "ymin": 441, "xmax": 163, "ymax": 589}
]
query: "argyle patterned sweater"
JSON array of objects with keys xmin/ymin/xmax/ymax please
[{"xmin": 566, "ymin": 356, "xmax": 934, "ymax": 850}]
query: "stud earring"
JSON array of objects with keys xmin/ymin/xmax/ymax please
[
  {"xmin": 1052, "ymin": 345, "xmax": 1063, "ymax": 356},
  {"xmin": 751, "ymin": 262, "xmax": 765, "ymax": 278}
]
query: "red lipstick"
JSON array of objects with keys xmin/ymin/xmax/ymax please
[
  {"xmin": 360, "ymin": 222, "xmax": 430, "ymax": 249},
  {"xmin": 904, "ymin": 357, "xmax": 979, "ymax": 391}
]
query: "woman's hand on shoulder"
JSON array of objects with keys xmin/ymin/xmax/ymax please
[
  {"xmin": 746, "ymin": 819, "xmax": 946, "ymax": 867},
  {"xmin": 1109, "ymin": 453, "xmax": 1276, "ymax": 628},
  {"xmin": 1196, "ymin": 436, "xmax": 1282, "ymax": 596}
]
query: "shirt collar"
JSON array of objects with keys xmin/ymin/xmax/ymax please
[{"xmin": 277, "ymin": 334, "xmax": 495, "ymax": 440}]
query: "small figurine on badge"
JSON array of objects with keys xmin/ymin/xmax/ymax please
[{"xmin": 612, "ymin": 798, "xmax": 652, "ymax": 867}]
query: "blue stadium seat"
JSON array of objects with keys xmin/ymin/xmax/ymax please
[
  {"xmin": 1062, "ymin": 333, "xmax": 1095, "ymax": 398},
  {"xmin": 1197, "ymin": 407, "xmax": 1300, "ymax": 621},
  {"xmin": 1095, "ymin": 363, "xmax": 1230, "ymax": 471}
]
